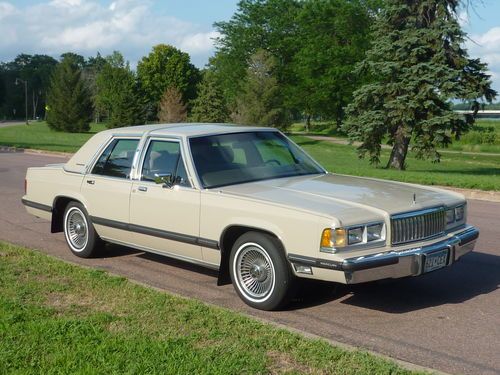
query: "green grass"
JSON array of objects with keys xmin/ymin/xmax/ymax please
[
  {"xmin": 291, "ymin": 119, "xmax": 500, "ymax": 154},
  {"xmin": 0, "ymin": 121, "xmax": 107, "ymax": 152},
  {"xmin": 292, "ymin": 136, "xmax": 500, "ymax": 191},
  {"xmin": 0, "ymin": 242, "xmax": 419, "ymax": 374}
]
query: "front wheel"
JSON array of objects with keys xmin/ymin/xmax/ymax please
[
  {"xmin": 63, "ymin": 202, "xmax": 102, "ymax": 258},
  {"xmin": 229, "ymin": 232, "xmax": 294, "ymax": 310}
]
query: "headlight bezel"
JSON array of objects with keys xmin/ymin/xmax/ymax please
[{"xmin": 321, "ymin": 221, "xmax": 386, "ymax": 253}]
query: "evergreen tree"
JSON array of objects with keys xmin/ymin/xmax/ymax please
[
  {"xmin": 46, "ymin": 56, "xmax": 92, "ymax": 132},
  {"xmin": 190, "ymin": 72, "xmax": 229, "ymax": 123},
  {"xmin": 95, "ymin": 52, "xmax": 145, "ymax": 129},
  {"xmin": 158, "ymin": 87, "xmax": 187, "ymax": 123},
  {"xmin": 344, "ymin": 0, "xmax": 496, "ymax": 170},
  {"xmin": 234, "ymin": 50, "xmax": 291, "ymax": 130}
]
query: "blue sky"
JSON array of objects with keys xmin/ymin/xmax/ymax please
[{"xmin": 0, "ymin": 0, "xmax": 499, "ymax": 92}]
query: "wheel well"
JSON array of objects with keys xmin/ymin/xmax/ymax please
[
  {"xmin": 217, "ymin": 225, "xmax": 284, "ymax": 286},
  {"xmin": 51, "ymin": 196, "xmax": 79, "ymax": 233}
]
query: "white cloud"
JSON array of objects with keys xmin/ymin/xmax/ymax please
[
  {"xmin": 0, "ymin": 0, "xmax": 219, "ymax": 67},
  {"xmin": 467, "ymin": 27, "xmax": 500, "ymax": 94}
]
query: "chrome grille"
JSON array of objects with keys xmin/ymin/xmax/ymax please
[{"xmin": 391, "ymin": 208, "xmax": 446, "ymax": 245}]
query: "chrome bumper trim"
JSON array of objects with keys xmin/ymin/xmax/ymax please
[{"xmin": 342, "ymin": 226, "xmax": 478, "ymax": 284}]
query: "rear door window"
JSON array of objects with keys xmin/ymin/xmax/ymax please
[{"xmin": 91, "ymin": 138, "xmax": 139, "ymax": 178}]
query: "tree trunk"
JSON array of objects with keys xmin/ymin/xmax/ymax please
[
  {"xmin": 387, "ymin": 124, "xmax": 411, "ymax": 170},
  {"xmin": 305, "ymin": 114, "xmax": 311, "ymax": 132}
]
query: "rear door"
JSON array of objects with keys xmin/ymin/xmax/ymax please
[{"xmin": 81, "ymin": 137, "xmax": 140, "ymax": 242}]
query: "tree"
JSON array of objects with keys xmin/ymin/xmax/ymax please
[
  {"xmin": 234, "ymin": 50, "xmax": 290, "ymax": 130},
  {"xmin": 287, "ymin": 0, "xmax": 372, "ymax": 129},
  {"xmin": 95, "ymin": 52, "xmax": 145, "ymax": 128},
  {"xmin": 212, "ymin": 0, "xmax": 302, "ymax": 108},
  {"xmin": 158, "ymin": 87, "xmax": 187, "ymax": 123},
  {"xmin": 137, "ymin": 44, "xmax": 200, "ymax": 119},
  {"xmin": 46, "ymin": 56, "xmax": 92, "ymax": 132},
  {"xmin": 190, "ymin": 72, "xmax": 229, "ymax": 123},
  {"xmin": 344, "ymin": 0, "xmax": 496, "ymax": 170}
]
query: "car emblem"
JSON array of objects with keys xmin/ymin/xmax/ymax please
[{"xmin": 412, "ymin": 193, "xmax": 417, "ymax": 206}]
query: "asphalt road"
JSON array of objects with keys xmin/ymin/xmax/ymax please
[{"xmin": 1, "ymin": 151, "xmax": 499, "ymax": 375}]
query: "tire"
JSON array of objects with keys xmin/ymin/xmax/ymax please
[
  {"xmin": 63, "ymin": 201, "xmax": 102, "ymax": 258},
  {"xmin": 229, "ymin": 231, "xmax": 294, "ymax": 310}
]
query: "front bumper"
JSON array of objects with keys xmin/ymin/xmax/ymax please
[{"xmin": 288, "ymin": 226, "xmax": 479, "ymax": 284}]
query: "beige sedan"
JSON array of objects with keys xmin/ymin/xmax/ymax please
[{"xmin": 22, "ymin": 124, "xmax": 479, "ymax": 310}]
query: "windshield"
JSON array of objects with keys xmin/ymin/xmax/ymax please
[{"xmin": 189, "ymin": 131, "xmax": 325, "ymax": 188}]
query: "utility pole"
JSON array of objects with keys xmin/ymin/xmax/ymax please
[{"xmin": 15, "ymin": 78, "xmax": 29, "ymax": 125}]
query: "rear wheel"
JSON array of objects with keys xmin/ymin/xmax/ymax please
[
  {"xmin": 229, "ymin": 232, "xmax": 293, "ymax": 310},
  {"xmin": 63, "ymin": 202, "xmax": 101, "ymax": 258}
]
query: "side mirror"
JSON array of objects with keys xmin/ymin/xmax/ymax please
[{"xmin": 154, "ymin": 173, "xmax": 182, "ymax": 188}]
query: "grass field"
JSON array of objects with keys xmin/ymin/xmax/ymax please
[
  {"xmin": 292, "ymin": 136, "xmax": 499, "ymax": 191},
  {"xmin": 0, "ymin": 121, "xmax": 498, "ymax": 190},
  {"xmin": 0, "ymin": 242, "xmax": 418, "ymax": 374},
  {"xmin": 0, "ymin": 122, "xmax": 107, "ymax": 152},
  {"xmin": 292, "ymin": 119, "xmax": 500, "ymax": 153}
]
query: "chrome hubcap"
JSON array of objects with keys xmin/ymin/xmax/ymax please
[
  {"xmin": 236, "ymin": 244, "xmax": 274, "ymax": 299},
  {"xmin": 66, "ymin": 208, "xmax": 88, "ymax": 250}
]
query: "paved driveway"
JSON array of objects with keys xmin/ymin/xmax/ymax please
[{"xmin": 1, "ymin": 151, "xmax": 499, "ymax": 375}]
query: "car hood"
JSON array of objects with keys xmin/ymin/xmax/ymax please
[{"xmin": 219, "ymin": 173, "xmax": 464, "ymax": 225}]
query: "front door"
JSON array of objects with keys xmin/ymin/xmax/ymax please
[{"xmin": 129, "ymin": 138, "xmax": 202, "ymax": 261}]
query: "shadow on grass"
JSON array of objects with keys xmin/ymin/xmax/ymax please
[{"xmin": 417, "ymin": 167, "xmax": 500, "ymax": 176}]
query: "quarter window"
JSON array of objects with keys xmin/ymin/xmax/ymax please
[
  {"xmin": 141, "ymin": 140, "xmax": 190, "ymax": 187},
  {"xmin": 91, "ymin": 138, "xmax": 139, "ymax": 178}
]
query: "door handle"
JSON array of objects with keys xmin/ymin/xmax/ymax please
[
  {"xmin": 86, "ymin": 179, "xmax": 95, "ymax": 185},
  {"xmin": 138, "ymin": 186, "xmax": 148, "ymax": 192}
]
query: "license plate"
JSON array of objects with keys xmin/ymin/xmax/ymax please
[{"xmin": 423, "ymin": 248, "xmax": 449, "ymax": 273}]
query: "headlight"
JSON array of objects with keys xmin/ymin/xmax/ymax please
[
  {"xmin": 367, "ymin": 223, "xmax": 384, "ymax": 241},
  {"xmin": 455, "ymin": 205, "xmax": 465, "ymax": 221},
  {"xmin": 446, "ymin": 203, "xmax": 466, "ymax": 230},
  {"xmin": 321, "ymin": 222, "xmax": 385, "ymax": 253},
  {"xmin": 348, "ymin": 227, "xmax": 363, "ymax": 245},
  {"xmin": 445, "ymin": 209, "xmax": 455, "ymax": 224}
]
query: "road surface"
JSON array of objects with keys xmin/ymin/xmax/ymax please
[{"xmin": 1, "ymin": 151, "xmax": 499, "ymax": 375}]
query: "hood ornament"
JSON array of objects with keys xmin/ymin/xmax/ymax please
[{"xmin": 412, "ymin": 193, "xmax": 417, "ymax": 206}]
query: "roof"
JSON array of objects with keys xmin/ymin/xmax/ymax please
[{"xmin": 99, "ymin": 123, "xmax": 275, "ymax": 138}]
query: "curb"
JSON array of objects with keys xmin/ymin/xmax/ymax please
[{"xmin": 2, "ymin": 145, "xmax": 499, "ymax": 203}]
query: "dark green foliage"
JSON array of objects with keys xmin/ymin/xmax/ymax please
[
  {"xmin": 190, "ymin": 72, "xmax": 229, "ymax": 123},
  {"xmin": 234, "ymin": 50, "xmax": 291, "ymax": 130},
  {"xmin": 46, "ymin": 57, "xmax": 93, "ymax": 132},
  {"xmin": 344, "ymin": 0, "xmax": 497, "ymax": 169},
  {"xmin": 95, "ymin": 52, "xmax": 145, "ymax": 129},
  {"xmin": 0, "ymin": 54, "xmax": 58, "ymax": 120},
  {"xmin": 137, "ymin": 44, "xmax": 200, "ymax": 119},
  {"xmin": 287, "ymin": 0, "xmax": 372, "ymax": 127},
  {"xmin": 212, "ymin": 0, "xmax": 302, "ymax": 110}
]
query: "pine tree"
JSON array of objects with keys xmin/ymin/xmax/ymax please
[
  {"xmin": 190, "ymin": 72, "xmax": 229, "ymax": 123},
  {"xmin": 158, "ymin": 87, "xmax": 187, "ymax": 123},
  {"xmin": 344, "ymin": 0, "xmax": 496, "ymax": 170},
  {"xmin": 234, "ymin": 50, "xmax": 290, "ymax": 130},
  {"xmin": 46, "ymin": 57, "xmax": 92, "ymax": 132}
]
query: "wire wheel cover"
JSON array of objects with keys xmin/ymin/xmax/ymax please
[
  {"xmin": 236, "ymin": 244, "xmax": 275, "ymax": 299},
  {"xmin": 66, "ymin": 209, "xmax": 88, "ymax": 250}
]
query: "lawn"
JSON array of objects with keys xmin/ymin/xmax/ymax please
[
  {"xmin": 291, "ymin": 119, "xmax": 500, "ymax": 154},
  {"xmin": 0, "ymin": 241, "xmax": 418, "ymax": 374},
  {"xmin": 0, "ymin": 121, "xmax": 107, "ymax": 152},
  {"xmin": 0, "ymin": 121, "xmax": 498, "ymax": 190},
  {"xmin": 292, "ymin": 136, "xmax": 500, "ymax": 191}
]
